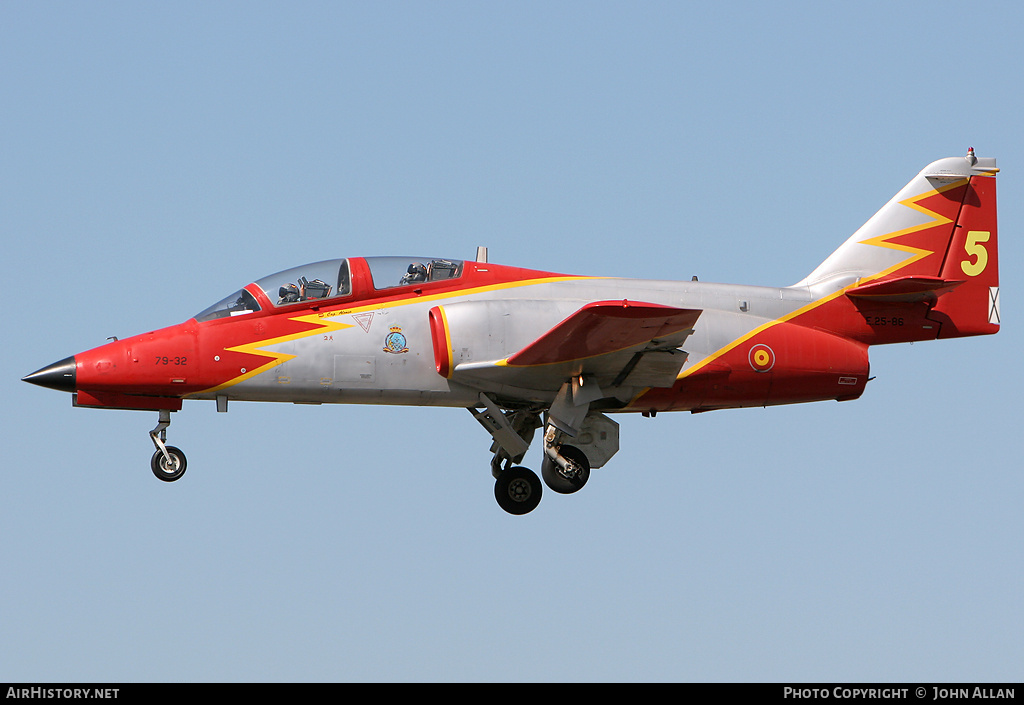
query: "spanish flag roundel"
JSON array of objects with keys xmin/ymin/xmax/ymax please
[{"xmin": 748, "ymin": 343, "xmax": 775, "ymax": 372}]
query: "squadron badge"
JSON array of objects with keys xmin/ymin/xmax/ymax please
[{"xmin": 383, "ymin": 326, "xmax": 409, "ymax": 354}]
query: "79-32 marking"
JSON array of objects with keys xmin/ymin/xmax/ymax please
[{"xmin": 155, "ymin": 356, "xmax": 187, "ymax": 365}]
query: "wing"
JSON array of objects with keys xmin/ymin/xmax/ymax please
[{"xmin": 447, "ymin": 300, "xmax": 702, "ymax": 398}]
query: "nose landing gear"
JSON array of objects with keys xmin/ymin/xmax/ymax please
[{"xmin": 149, "ymin": 409, "xmax": 187, "ymax": 482}]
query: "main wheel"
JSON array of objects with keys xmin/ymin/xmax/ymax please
[
  {"xmin": 494, "ymin": 466, "xmax": 542, "ymax": 515},
  {"xmin": 541, "ymin": 444, "xmax": 591, "ymax": 494},
  {"xmin": 151, "ymin": 446, "xmax": 187, "ymax": 482}
]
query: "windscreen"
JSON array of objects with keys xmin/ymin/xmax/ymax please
[
  {"xmin": 194, "ymin": 288, "xmax": 261, "ymax": 322},
  {"xmin": 194, "ymin": 259, "xmax": 352, "ymax": 321}
]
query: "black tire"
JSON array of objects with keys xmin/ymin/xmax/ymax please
[
  {"xmin": 541, "ymin": 444, "xmax": 591, "ymax": 494},
  {"xmin": 151, "ymin": 446, "xmax": 187, "ymax": 482},
  {"xmin": 494, "ymin": 466, "xmax": 542, "ymax": 515}
]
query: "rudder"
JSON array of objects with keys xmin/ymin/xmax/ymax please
[{"xmin": 930, "ymin": 164, "xmax": 1000, "ymax": 337}]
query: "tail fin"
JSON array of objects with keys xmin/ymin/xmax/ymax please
[{"xmin": 796, "ymin": 149, "xmax": 999, "ymax": 339}]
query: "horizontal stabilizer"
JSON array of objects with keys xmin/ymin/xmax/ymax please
[
  {"xmin": 506, "ymin": 301, "xmax": 701, "ymax": 367},
  {"xmin": 845, "ymin": 276, "xmax": 964, "ymax": 303}
]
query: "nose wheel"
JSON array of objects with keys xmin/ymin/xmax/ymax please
[
  {"xmin": 149, "ymin": 409, "xmax": 187, "ymax": 482},
  {"xmin": 151, "ymin": 445, "xmax": 187, "ymax": 482}
]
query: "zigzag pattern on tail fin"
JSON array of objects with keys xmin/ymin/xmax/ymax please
[{"xmin": 794, "ymin": 150, "xmax": 999, "ymax": 342}]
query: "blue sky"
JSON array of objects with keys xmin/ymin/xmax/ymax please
[{"xmin": 2, "ymin": 2, "xmax": 1021, "ymax": 682}]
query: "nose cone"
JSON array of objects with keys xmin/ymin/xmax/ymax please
[{"xmin": 22, "ymin": 356, "xmax": 77, "ymax": 393}]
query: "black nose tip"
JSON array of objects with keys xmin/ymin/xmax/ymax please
[{"xmin": 22, "ymin": 356, "xmax": 77, "ymax": 393}]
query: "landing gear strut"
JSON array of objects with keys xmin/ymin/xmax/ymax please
[
  {"xmin": 468, "ymin": 394, "xmax": 545, "ymax": 515},
  {"xmin": 468, "ymin": 388, "xmax": 615, "ymax": 514},
  {"xmin": 541, "ymin": 428, "xmax": 591, "ymax": 495},
  {"xmin": 149, "ymin": 409, "xmax": 187, "ymax": 482}
]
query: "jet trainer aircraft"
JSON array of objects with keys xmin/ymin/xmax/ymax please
[{"xmin": 24, "ymin": 151, "xmax": 1000, "ymax": 514}]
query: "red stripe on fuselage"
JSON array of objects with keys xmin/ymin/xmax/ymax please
[{"xmin": 75, "ymin": 259, "xmax": 581, "ymax": 398}]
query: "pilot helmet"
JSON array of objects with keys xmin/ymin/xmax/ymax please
[{"xmin": 279, "ymin": 283, "xmax": 300, "ymax": 303}]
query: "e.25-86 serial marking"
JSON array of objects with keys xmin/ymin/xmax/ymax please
[{"xmin": 863, "ymin": 315, "xmax": 905, "ymax": 327}]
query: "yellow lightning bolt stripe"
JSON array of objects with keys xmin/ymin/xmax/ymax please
[
  {"xmin": 853, "ymin": 176, "xmax": 968, "ymax": 281},
  {"xmin": 198, "ymin": 312, "xmax": 356, "ymax": 394},
  {"xmin": 668, "ymin": 289, "xmax": 847, "ymax": 384},
  {"xmin": 663, "ymin": 177, "xmax": 970, "ymax": 388},
  {"xmin": 196, "ymin": 275, "xmax": 594, "ymax": 394}
]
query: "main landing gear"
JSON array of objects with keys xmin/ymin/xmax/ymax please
[
  {"xmin": 494, "ymin": 466, "xmax": 544, "ymax": 516},
  {"xmin": 488, "ymin": 424, "xmax": 592, "ymax": 516},
  {"xmin": 468, "ymin": 395, "xmax": 544, "ymax": 515},
  {"xmin": 469, "ymin": 391, "xmax": 612, "ymax": 515},
  {"xmin": 149, "ymin": 409, "xmax": 187, "ymax": 482}
]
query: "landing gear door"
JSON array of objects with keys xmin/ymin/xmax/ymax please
[{"xmin": 574, "ymin": 413, "xmax": 619, "ymax": 469}]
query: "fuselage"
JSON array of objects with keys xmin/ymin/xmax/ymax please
[{"xmin": 53, "ymin": 255, "xmax": 873, "ymax": 416}]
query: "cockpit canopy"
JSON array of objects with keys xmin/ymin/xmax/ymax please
[
  {"xmin": 258, "ymin": 259, "xmax": 352, "ymax": 306},
  {"xmin": 194, "ymin": 259, "xmax": 350, "ymax": 322},
  {"xmin": 194, "ymin": 257, "xmax": 464, "ymax": 322},
  {"xmin": 363, "ymin": 256, "xmax": 463, "ymax": 289}
]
